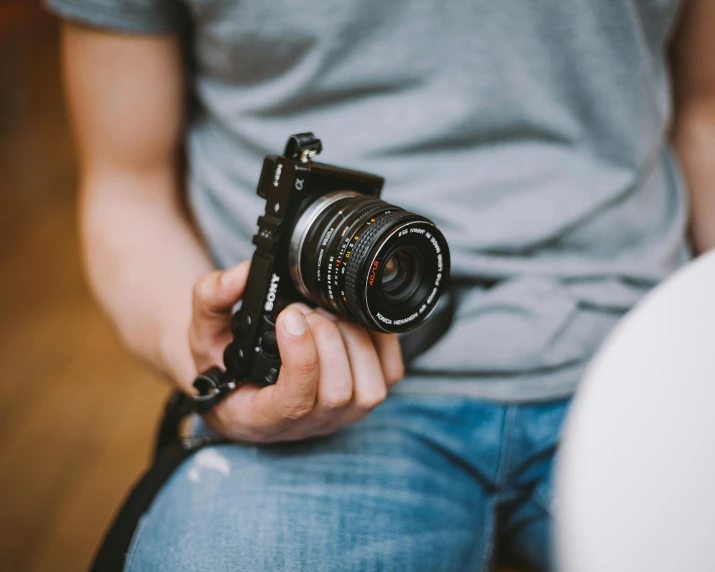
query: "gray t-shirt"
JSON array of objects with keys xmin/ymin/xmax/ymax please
[{"xmin": 47, "ymin": 0, "xmax": 690, "ymax": 401}]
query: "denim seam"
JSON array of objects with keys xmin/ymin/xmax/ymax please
[
  {"xmin": 495, "ymin": 406, "xmax": 518, "ymax": 490},
  {"xmin": 504, "ymin": 405, "xmax": 525, "ymax": 493},
  {"xmin": 473, "ymin": 495, "xmax": 496, "ymax": 572}
]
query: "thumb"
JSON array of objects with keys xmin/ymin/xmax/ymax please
[
  {"xmin": 192, "ymin": 262, "xmax": 250, "ymax": 332},
  {"xmin": 262, "ymin": 306, "xmax": 320, "ymax": 423}
]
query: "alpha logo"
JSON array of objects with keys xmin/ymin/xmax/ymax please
[
  {"xmin": 273, "ymin": 164, "xmax": 283, "ymax": 187},
  {"xmin": 264, "ymin": 273, "xmax": 280, "ymax": 311},
  {"xmin": 368, "ymin": 260, "xmax": 379, "ymax": 286}
]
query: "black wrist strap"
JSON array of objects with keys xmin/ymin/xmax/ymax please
[{"xmin": 155, "ymin": 365, "xmax": 239, "ymax": 456}]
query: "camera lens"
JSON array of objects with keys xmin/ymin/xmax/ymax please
[
  {"xmin": 289, "ymin": 191, "xmax": 450, "ymax": 333},
  {"xmin": 380, "ymin": 246, "xmax": 423, "ymax": 303}
]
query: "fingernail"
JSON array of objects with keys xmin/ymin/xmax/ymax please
[{"xmin": 283, "ymin": 309, "xmax": 306, "ymax": 336}]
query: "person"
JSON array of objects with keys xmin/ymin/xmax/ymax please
[{"xmin": 45, "ymin": 0, "xmax": 715, "ymax": 570}]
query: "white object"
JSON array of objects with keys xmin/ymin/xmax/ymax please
[{"xmin": 555, "ymin": 249, "xmax": 715, "ymax": 572}]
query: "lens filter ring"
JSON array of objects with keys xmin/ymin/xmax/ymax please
[
  {"xmin": 340, "ymin": 209, "xmax": 449, "ymax": 332},
  {"xmin": 357, "ymin": 217, "xmax": 449, "ymax": 332}
]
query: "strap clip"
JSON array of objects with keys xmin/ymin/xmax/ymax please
[{"xmin": 189, "ymin": 366, "xmax": 236, "ymax": 413}]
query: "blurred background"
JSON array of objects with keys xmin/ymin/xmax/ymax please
[{"xmin": 0, "ymin": 3, "xmax": 171, "ymax": 570}]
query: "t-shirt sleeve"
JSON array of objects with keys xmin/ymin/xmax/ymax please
[{"xmin": 44, "ymin": 0, "xmax": 182, "ymax": 34}]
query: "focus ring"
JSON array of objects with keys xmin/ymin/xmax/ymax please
[{"xmin": 344, "ymin": 210, "xmax": 405, "ymax": 324}]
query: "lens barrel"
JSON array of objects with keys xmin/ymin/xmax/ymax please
[{"xmin": 289, "ymin": 191, "xmax": 450, "ymax": 333}]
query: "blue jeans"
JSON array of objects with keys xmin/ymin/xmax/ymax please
[{"xmin": 125, "ymin": 394, "xmax": 570, "ymax": 571}]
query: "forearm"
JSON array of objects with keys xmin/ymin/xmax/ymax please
[
  {"xmin": 669, "ymin": 0, "xmax": 715, "ymax": 256},
  {"xmin": 58, "ymin": 24, "xmax": 212, "ymax": 388},
  {"xmin": 673, "ymin": 113, "xmax": 715, "ymax": 255},
  {"xmin": 81, "ymin": 169, "xmax": 213, "ymax": 389}
]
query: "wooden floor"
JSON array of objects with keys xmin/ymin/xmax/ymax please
[{"xmin": 0, "ymin": 21, "xmax": 170, "ymax": 572}]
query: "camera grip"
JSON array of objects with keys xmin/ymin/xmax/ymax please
[
  {"xmin": 222, "ymin": 305, "xmax": 283, "ymax": 388},
  {"xmin": 245, "ymin": 312, "xmax": 282, "ymax": 386}
]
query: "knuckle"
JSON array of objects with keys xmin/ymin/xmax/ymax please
[
  {"xmin": 356, "ymin": 386, "xmax": 387, "ymax": 410},
  {"xmin": 320, "ymin": 388, "xmax": 352, "ymax": 410},
  {"xmin": 279, "ymin": 401, "xmax": 314, "ymax": 421},
  {"xmin": 386, "ymin": 361, "xmax": 405, "ymax": 385},
  {"xmin": 192, "ymin": 274, "xmax": 215, "ymax": 304},
  {"xmin": 290, "ymin": 354, "xmax": 320, "ymax": 378}
]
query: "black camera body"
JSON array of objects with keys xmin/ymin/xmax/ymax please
[
  {"xmin": 222, "ymin": 134, "xmax": 385, "ymax": 387},
  {"xmin": 202, "ymin": 133, "xmax": 450, "ymax": 394}
]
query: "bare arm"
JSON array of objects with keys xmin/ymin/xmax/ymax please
[
  {"xmin": 62, "ymin": 23, "xmax": 211, "ymax": 388},
  {"xmin": 61, "ymin": 22, "xmax": 403, "ymax": 441},
  {"xmin": 671, "ymin": 0, "xmax": 715, "ymax": 255}
]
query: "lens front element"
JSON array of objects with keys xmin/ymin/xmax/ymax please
[
  {"xmin": 380, "ymin": 246, "xmax": 423, "ymax": 303},
  {"xmin": 289, "ymin": 192, "xmax": 450, "ymax": 333}
]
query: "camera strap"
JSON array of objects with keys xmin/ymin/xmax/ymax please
[{"xmin": 154, "ymin": 365, "xmax": 241, "ymax": 455}]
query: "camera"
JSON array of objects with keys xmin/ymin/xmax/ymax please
[{"xmin": 196, "ymin": 133, "xmax": 451, "ymax": 395}]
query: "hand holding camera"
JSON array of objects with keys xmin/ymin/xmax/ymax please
[
  {"xmin": 185, "ymin": 133, "xmax": 450, "ymax": 441},
  {"xmin": 189, "ymin": 261, "xmax": 404, "ymax": 443}
]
